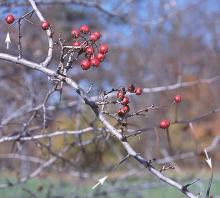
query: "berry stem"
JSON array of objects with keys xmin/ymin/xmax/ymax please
[
  {"xmin": 166, "ymin": 128, "xmax": 173, "ymax": 154},
  {"xmin": 175, "ymin": 104, "xmax": 178, "ymax": 122}
]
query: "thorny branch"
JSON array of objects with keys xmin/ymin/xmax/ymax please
[
  {"xmin": 0, "ymin": 0, "xmax": 219, "ymax": 198},
  {"xmin": 0, "ymin": 23, "xmax": 198, "ymax": 198}
]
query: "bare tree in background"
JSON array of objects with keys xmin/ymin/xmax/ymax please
[{"xmin": 0, "ymin": 0, "xmax": 220, "ymax": 198}]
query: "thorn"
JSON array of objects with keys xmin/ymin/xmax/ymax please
[
  {"xmin": 206, "ymin": 172, "xmax": 213, "ymax": 198},
  {"xmin": 182, "ymin": 178, "xmax": 200, "ymax": 191}
]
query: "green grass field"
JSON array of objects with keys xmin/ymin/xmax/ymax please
[{"xmin": 0, "ymin": 173, "xmax": 219, "ymax": 198}]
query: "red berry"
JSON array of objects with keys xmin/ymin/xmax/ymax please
[
  {"xmin": 135, "ymin": 87, "xmax": 143, "ymax": 95},
  {"xmin": 72, "ymin": 41, "xmax": 81, "ymax": 47},
  {"xmin": 118, "ymin": 108, "xmax": 125, "ymax": 117},
  {"xmin": 80, "ymin": 59, "xmax": 91, "ymax": 70},
  {"xmin": 96, "ymin": 53, "xmax": 105, "ymax": 62},
  {"xmin": 80, "ymin": 24, "xmax": 90, "ymax": 34},
  {"xmin": 99, "ymin": 44, "xmax": 108, "ymax": 54},
  {"xmin": 90, "ymin": 57, "xmax": 100, "ymax": 67},
  {"xmin": 160, "ymin": 119, "xmax": 170, "ymax": 129},
  {"xmin": 123, "ymin": 105, "xmax": 130, "ymax": 113},
  {"xmin": 174, "ymin": 94, "xmax": 181, "ymax": 103},
  {"xmin": 5, "ymin": 14, "xmax": 15, "ymax": 24},
  {"xmin": 121, "ymin": 96, "xmax": 129, "ymax": 105},
  {"xmin": 89, "ymin": 34, "xmax": 98, "ymax": 42},
  {"xmin": 93, "ymin": 31, "xmax": 101, "ymax": 39},
  {"xmin": 116, "ymin": 91, "xmax": 125, "ymax": 100},
  {"xmin": 85, "ymin": 46, "xmax": 94, "ymax": 55},
  {"xmin": 127, "ymin": 84, "xmax": 135, "ymax": 92},
  {"xmin": 71, "ymin": 29, "xmax": 80, "ymax": 38},
  {"xmin": 41, "ymin": 21, "xmax": 50, "ymax": 30}
]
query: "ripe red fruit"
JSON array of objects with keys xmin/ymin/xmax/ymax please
[
  {"xmin": 128, "ymin": 84, "xmax": 135, "ymax": 92},
  {"xmin": 93, "ymin": 31, "xmax": 101, "ymax": 39},
  {"xmin": 80, "ymin": 59, "xmax": 91, "ymax": 70},
  {"xmin": 116, "ymin": 91, "xmax": 125, "ymax": 100},
  {"xmin": 41, "ymin": 21, "xmax": 50, "ymax": 30},
  {"xmin": 160, "ymin": 119, "xmax": 170, "ymax": 129},
  {"xmin": 71, "ymin": 29, "xmax": 79, "ymax": 38},
  {"xmin": 118, "ymin": 108, "xmax": 125, "ymax": 117},
  {"xmin": 174, "ymin": 94, "xmax": 181, "ymax": 103},
  {"xmin": 96, "ymin": 53, "xmax": 105, "ymax": 62},
  {"xmin": 135, "ymin": 87, "xmax": 143, "ymax": 95},
  {"xmin": 5, "ymin": 14, "xmax": 15, "ymax": 24},
  {"xmin": 85, "ymin": 46, "xmax": 94, "ymax": 55},
  {"xmin": 89, "ymin": 34, "xmax": 98, "ymax": 42},
  {"xmin": 80, "ymin": 24, "xmax": 90, "ymax": 34},
  {"xmin": 90, "ymin": 57, "xmax": 100, "ymax": 67},
  {"xmin": 99, "ymin": 44, "xmax": 108, "ymax": 54},
  {"xmin": 123, "ymin": 105, "xmax": 130, "ymax": 113},
  {"xmin": 72, "ymin": 41, "xmax": 81, "ymax": 47},
  {"xmin": 121, "ymin": 96, "xmax": 129, "ymax": 105}
]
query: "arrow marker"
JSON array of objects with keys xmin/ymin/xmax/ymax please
[
  {"xmin": 204, "ymin": 149, "xmax": 212, "ymax": 169},
  {"xmin": 5, "ymin": 32, "xmax": 11, "ymax": 49},
  {"xmin": 92, "ymin": 175, "xmax": 108, "ymax": 190}
]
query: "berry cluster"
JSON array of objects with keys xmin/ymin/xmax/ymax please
[
  {"xmin": 117, "ymin": 84, "xmax": 143, "ymax": 117},
  {"xmin": 71, "ymin": 25, "xmax": 109, "ymax": 70},
  {"xmin": 5, "ymin": 15, "xmax": 108, "ymax": 71}
]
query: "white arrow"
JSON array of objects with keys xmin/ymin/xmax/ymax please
[
  {"xmin": 204, "ymin": 149, "xmax": 212, "ymax": 169},
  {"xmin": 92, "ymin": 175, "xmax": 108, "ymax": 190},
  {"xmin": 5, "ymin": 32, "xmax": 11, "ymax": 49}
]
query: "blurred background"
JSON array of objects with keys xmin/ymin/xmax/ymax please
[{"xmin": 0, "ymin": 0, "xmax": 220, "ymax": 197}]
